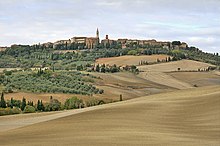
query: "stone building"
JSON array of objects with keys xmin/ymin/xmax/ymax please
[
  {"xmin": 53, "ymin": 39, "xmax": 71, "ymax": 48},
  {"xmin": 71, "ymin": 37, "xmax": 87, "ymax": 44},
  {"xmin": 42, "ymin": 42, "xmax": 53, "ymax": 48},
  {"xmin": 117, "ymin": 39, "xmax": 128, "ymax": 49},
  {"xmin": 101, "ymin": 35, "xmax": 116, "ymax": 48},
  {"xmin": 71, "ymin": 28, "xmax": 100, "ymax": 49}
]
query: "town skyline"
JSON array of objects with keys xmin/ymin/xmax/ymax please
[{"xmin": 0, "ymin": 0, "xmax": 219, "ymax": 53}]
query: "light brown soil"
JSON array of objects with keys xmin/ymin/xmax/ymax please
[
  {"xmin": 169, "ymin": 71, "xmax": 220, "ymax": 87},
  {"xmin": 96, "ymin": 55, "xmax": 170, "ymax": 66},
  {"xmin": 0, "ymin": 85, "xmax": 219, "ymax": 146},
  {"xmin": 137, "ymin": 60, "xmax": 216, "ymax": 89}
]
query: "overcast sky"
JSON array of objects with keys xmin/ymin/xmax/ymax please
[{"xmin": 0, "ymin": 0, "xmax": 219, "ymax": 53}]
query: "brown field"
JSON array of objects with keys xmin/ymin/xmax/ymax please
[
  {"xmin": 137, "ymin": 60, "xmax": 216, "ymax": 89},
  {"xmin": 88, "ymin": 72, "xmax": 172, "ymax": 100},
  {"xmin": 169, "ymin": 71, "xmax": 220, "ymax": 87},
  {"xmin": 96, "ymin": 54, "xmax": 170, "ymax": 66},
  {"xmin": 0, "ymin": 85, "xmax": 219, "ymax": 146},
  {"xmin": 138, "ymin": 59, "xmax": 215, "ymax": 72}
]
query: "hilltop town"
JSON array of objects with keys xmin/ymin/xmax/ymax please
[{"xmin": 41, "ymin": 28, "xmax": 189, "ymax": 51}]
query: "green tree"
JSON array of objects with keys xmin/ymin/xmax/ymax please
[
  {"xmin": 44, "ymin": 99, "xmax": 61, "ymax": 111},
  {"xmin": 21, "ymin": 97, "xmax": 26, "ymax": 111},
  {"xmin": 0, "ymin": 93, "xmax": 6, "ymax": 108},
  {"xmin": 23, "ymin": 105, "xmax": 36, "ymax": 113},
  {"xmin": 120, "ymin": 94, "xmax": 123, "ymax": 101},
  {"xmin": 100, "ymin": 64, "xmax": 106, "ymax": 73},
  {"xmin": 37, "ymin": 100, "xmax": 44, "ymax": 111},
  {"xmin": 168, "ymin": 56, "xmax": 171, "ymax": 62},
  {"xmin": 76, "ymin": 65, "xmax": 83, "ymax": 71},
  {"xmin": 95, "ymin": 64, "xmax": 100, "ymax": 72},
  {"xmin": 64, "ymin": 97, "xmax": 84, "ymax": 110}
]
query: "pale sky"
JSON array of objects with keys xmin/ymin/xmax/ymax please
[{"xmin": 0, "ymin": 0, "xmax": 220, "ymax": 53}]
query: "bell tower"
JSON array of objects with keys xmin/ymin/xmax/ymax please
[
  {"xmin": 96, "ymin": 28, "xmax": 100, "ymax": 44},
  {"xmin": 96, "ymin": 28, "xmax": 99, "ymax": 39}
]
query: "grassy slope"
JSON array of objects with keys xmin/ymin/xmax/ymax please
[{"xmin": 0, "ymin": 85, "xmax": 219, "ymax": 146}]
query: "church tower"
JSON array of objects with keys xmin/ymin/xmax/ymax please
[
  {"xmin": 96, "ymin": 28, "xmax": 99, "ymax": 38},
  {"xmin": 96, "ymin": 28, "xmax": 100, "ymax": 44}
]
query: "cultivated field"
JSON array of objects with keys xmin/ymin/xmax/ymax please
[
  {"xmin": 96, "ymin": 55, "xmax": 170, "ymax": 66},
  {"xmin": 169, "ymin": 71, "xmax": 220, "ymax": 87},
  {"xmin": 138, "ymin": 60, "xmax": 216, "ymax": 89},
  {"xmin": 1, "ymin": 85, "xmax": 219, "ymax": 146},
  {"xmin": 138, "ymin": 59, "xmax": 215, "ymax": 72}
]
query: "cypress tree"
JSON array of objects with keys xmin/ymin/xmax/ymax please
[
  {"xmin": 119, "ymin": 94, "xmax": 123, "ymax": 101},
  {"xmin": 37, "ymin": 100, "xmax": 41, "ymax": 111},
  {"xmin": 10, "ymin": 97, "xmax": 14, "ymax": 108},
  {"xmin": 21, "ymin": 97, "xmax": 26, "ymax": 111},
  {"xmin": 95, "ymin": 64, "xmax": 100, "ymax": 72},
  {"xmin": 0, "ymin": 92, "xmax": 6, "ymax": 108},
  {"xmin": 40, "ymin": 100, "xmax": 44, "ymax": 111}
]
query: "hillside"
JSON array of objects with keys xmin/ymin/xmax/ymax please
[
  {"xmin": 0, "ymin": 85, "xmax": 219, "ymax": 146},
  {"xmin": 4, "ymin": 72, "xmax": 172, "ymax": 103},
  {"xmin": 95, "ymin": 54, "xmax": 170, "ymax": 66},
  {"xmin": 138, "ymin": 59, "xmax": 215, "ymax": 72},
  {"xmin": 138, "ymin": 60, "xmax": 216, "ymax": 89}
]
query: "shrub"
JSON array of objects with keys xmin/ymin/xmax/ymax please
[
  {"xmin": 0, "ymin": 107, "xmax": 21, "ymax": 116},
  {"xmin": 64, "ymin": 97, "xmax": 84, "ymax": 110},
  {"xmin": 44, "ymin": 99, "xmax": 61, "ymax": 111},
  {"xmin": 127, "ymin": 50, "xmax": 137, "ymax": 55},
  {"xmin": 85, "ymin": 98, "xmax": 105, "ymax": 107},
  {"xmin": 23, "ymin": 105, "xmax": 36, "ymax": 113},
  {"xmin": 11, "ymin": 107, "xmax": 22, "ymax": 114}
]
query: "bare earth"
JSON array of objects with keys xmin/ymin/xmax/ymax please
[
  {"xmin": 0, "ymin": 85, "xmax": 220, "ymax": 146},
  {"xmin": 96, "ymin": 55, "xmax": 170, "ymax": 66},
  {"xmin": 138, "ymin": 60, "xmax": 215, "ymax": 89},
  {"xmin": 169, "ymin": 71, "xmax": 220, "ymax": 87}
]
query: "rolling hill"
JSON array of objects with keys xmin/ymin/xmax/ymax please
[
  {"xmin": 95, "ymin": 54, "xmax": 170, "ymax": 66},
  {"xmin": 138, "ymin": 60, "xmax": 216, "ymax": 89},
  {"xmin": 0, "ymin": 85, "xmax": 219, "ymax": 146}
]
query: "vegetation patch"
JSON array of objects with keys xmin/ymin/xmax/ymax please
[{"xmin": 0, "ymin": 70, "xmax": 103, "ymax": 95}]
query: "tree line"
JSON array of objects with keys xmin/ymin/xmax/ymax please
[{"xmin": 0, "ymin": 93, "xmax": 107, "ymax": 116}]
